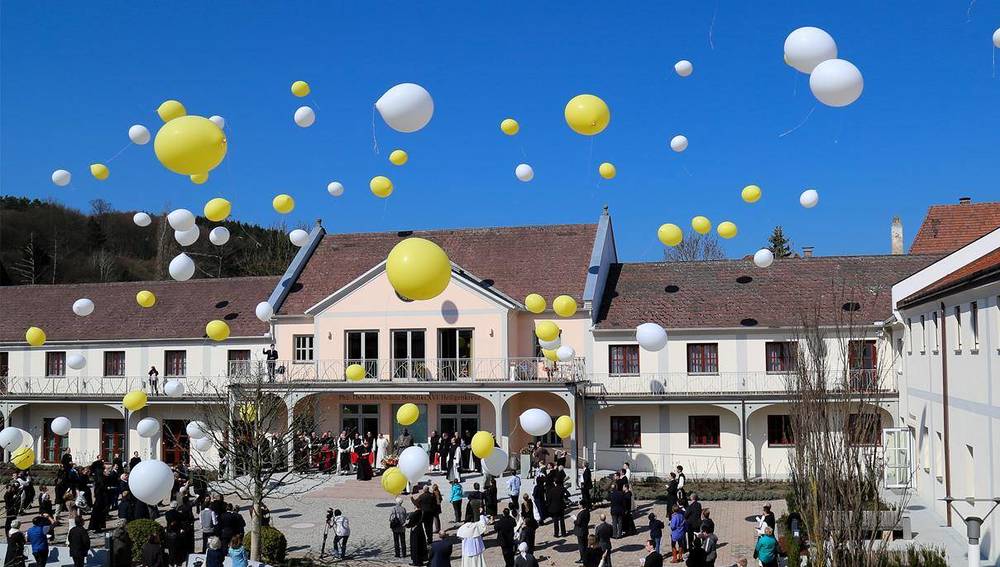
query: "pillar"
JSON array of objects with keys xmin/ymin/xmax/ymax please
[
  {"xmin": 286, "ymin": 395, "xmax": 297, "ymax": 470},
  {"xmin": 566, "ymin": 393, "xmax": 578, "ymax": 489}
]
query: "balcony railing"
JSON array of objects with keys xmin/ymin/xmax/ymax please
[
  {"xmin": 584, "ymin": 369, "xmax": 895, "ymax": 398},
  {"xmin": 0, "ymin": 375, "xmax": 222, "ymax": 398}
]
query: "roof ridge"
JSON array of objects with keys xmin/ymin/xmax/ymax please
[
  {"xmin": 321, "ymin": 222, "xmax": 598, "ymax": 238},
  {"xmin": 0, "ymin": 275, "xmax": 281, "ymax": 290}
]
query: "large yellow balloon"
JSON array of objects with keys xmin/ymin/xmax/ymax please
[
  {"xmin": 291, "ymin": 81, "xmax": 311, "ymax": 97},
  {"xmin": 717, "ymin": 221, "xmax": 738, "ymax": 239},
  {"xmin": 11, "ymin": 447, "xmax": 34, "ymax": 471},
  {"xmin": 204, "ymin": 198, "xmax": 231, "ymax": 222},
  {"xmin": 157, "ymin": 100, "xmax": 187, "ymax": 122},
  {"xmin": 240, "ymin": 403, "xmax": 258, "ymax": 422},
  {"xmin": 742, "ymin": 185, "xmax": 762, "ymax": 203},
  {"xmin": 535, "ymin": 321, "xmax": 559, "ymax": 342},
  {"xmin": 658, "ymin": 224, "xmax": 683, "ymax": 247},
  {"xmin": 386, "ymin": 238, "xmax": 451, "ymax": 301},
  {"xmin": 553, "ymin": 295, "xmax": 577, "ymax": 317},
  {"xmin": 555, "ymin": 416, "xmax": 574, "ymax": 439},
  {"xmin": 396, "ymin": 403, "xmax": 420, "ymax": 426},
  {"xmin": 90, "ymin": 164, "xmax": 109, "ymax": 180},
  {"xmin": 345, "ymin": 363, "xmax": 365, "ymax": 382},
  {"xmin": 25, "ymin": 327, "xmax": 46, "ymax": 347},
  {"xmin": 389, "ymin": 150, "xmax": 408, "ymax": 166},
  {"xmin": 272, "ymin": 194, "xmax": 295, "ymax": 214},
  {"xmin": 598, "ymin": 162, "xmax": 616, "ymax": 179},
  {"xmin": 154, "ymin": 116, "xmax": 227, "ymax": 175},
  {"xmin": 206, "ymin": 320, "xmax": 230, "ymax": 341},
  {"xmin": 471, "ymin": 431, "xmax": 495, "ymax": 459},
  {"xmin": 542, "ymin": 349, "xmax": 559, "ymax": 362},
  {"xmin": 564, "ymin": 94, "xmax": 610, "ymax": 136},
  {"xmin": 370, "ymin": 176, "xmax": 393, "ymax": 198},
  {"xmin": 136, "ymin": 290, "xmax": 156, "ymax": 308},
  {"xmin": 123, "ymin": 390, "xmax": 148, "ymax": 412},
  {"xmin": 190, "ymin": 173, "xmax": 209, "ymax": 185},
  {"xmin": 524, "ymin": 294, "xmax": 546, "ymax": 314},
  {"xmin": 500, "ymin": 118, "xmax": 519, "ymax": 135},
  {"xmin": 691, "ymin": 216, "xmax": 712, "ymax": 235},
  {"xmin": 382, "ymin": 466, "xmax": 407, "ymax": 495}
]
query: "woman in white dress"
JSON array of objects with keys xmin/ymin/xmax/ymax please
[
  {"xmin": 456, "ymin": 514, "xmax": 488, "ymax": 567},
  {"xmin": 375, "ymin": 434, "xmax": 388, "ymax": 471}
]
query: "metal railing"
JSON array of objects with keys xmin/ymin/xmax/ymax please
[
  {"xmin": 584, "ymin": 369, "xmax": 895, "ymax": 397},
  {"xmin": 0, "ymin": 375, "xmax": 223, "ymax": 398}
]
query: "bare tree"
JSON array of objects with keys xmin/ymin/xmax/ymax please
[
  {"xmin": 11, "ymin": 233, "xmax": 39, "ymax": 284},
  {"xmin": 663, "ymin": 232, "xmax": 726, "ymax": 261},
  {"xmin": 91, "ymin": 249, "xmax": 117, "ymax": 282}
]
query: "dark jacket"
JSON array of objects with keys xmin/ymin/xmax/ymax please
[
  {"xmin": 514, "ymin": 553, "xmax": 540, "ymax": 567},
  {"xmin": 594, "ymin": 521, "xmax": 613, "ymax": 551},
  {"xmin": 69, "ymin": 526, "xmax": 90, "ymax": 558},
  {"xmin": 573, "ymin": 509, "xmax": 591, "ymax": 537},
  {"xmin": 684, "ymin": 501, "xmax": 702, "ymax": 531},
  {"xmin": 141, "ymin": 542, "xmax": 167, "ymax": 567},
  {"xmin": 4, "ymin": 531, "xmax": 26, "ymax": 567},
  {"xmin": 643, "ymin": 551, "xmax": 664, "ymax": 567},
  {"xmin": 427, "ymin": 539, "xmax": 453, "ymax": 567},
  {"xmin": 545, "ymin": 484, "xmax": 564, "ymax": 515},
  {"xmin": 649, "ymin": 517, "xmax": 664, "ymax": 540},
  {"xmin": 608, "ymin": 489, "xmax": 626, "ymax": 516},
  {"xmin": 206, "ymin": 548, "xmax": 225, "ymax": 567},
  {"xmin": 494, "ymin": 515, "xmax": 516, "ymax": 550}
]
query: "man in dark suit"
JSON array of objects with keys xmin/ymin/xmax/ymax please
[
  {"xmin": 684, "ymin": 493, "xmax": 702, "ymax": 550},
  {"xmin": 494, "ymin": 508, "xmax": 517, "ymax": 567},
  {"xmin": 594, "ymin": 514, "xmax": 613, "ymax": 567},
  {"xmin": 642, "ymin": 538, "xmax": 663, "ymax": 567},
  {"xmin": 546, "ymin": 480, "xmax": 566, "ymax": 538},
  {"xmin": 608, "ymin": 485, "xmax": 626, "ymax": 538},
  {"xmin": 68, "ymin": 516, "xmax": 90, "ymax": 567},
  {"xmin": 427, "ymin": 532, "xmax": 453, "ymax": 567},
  {"xmin": 514, "ymin": 542, "xmax": 539, "ymax": 567},
  {"xmin": 573, "ymin": 507, "xmax": 591, "ymax": 563},
  {"xmin": 581, "ymin": 463, "xmax": 593, "ymax": 509},
  {"xmin": 411, "ymin": 486, "xmax": 437, "ymax": 547}
]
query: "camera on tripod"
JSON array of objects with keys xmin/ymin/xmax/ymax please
[{"xmin": 325, "ymin": 507, "xmax": 334, "ymax": 524}]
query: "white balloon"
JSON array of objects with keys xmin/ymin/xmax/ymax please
[
  {"xmin": 169, "ymin": 253, "xmax": 195, "ymax": 281},
  {"xmin": 809, "ymin": 59, "xmax": 863, "ymax": 107},
  {"xmin": 327, "ymin": 181, "xmax": 344, "ymax": 197},
  {"xmin": 538, "ymin": 336, "xmax": 561, "ymax": 350},
  {"xmin": 375, "ymin": 83, "xmax": 435, "ymax": 133},
  {"xmin": 0, "ymin": 428, "xmax": 24, "ymax": 452},
  {"xmin": 294, "ymin": 106, "xmax": 315, "ymax": 128},
  {"xmin": 209, "ymin": 115, "xmax": 225, "ymax": 129},
  {"xmin": 636, "ymin": 322, "xmax": 668, "ymax": 352},
  {"xmin": 754, "ymin": 248, "xmax": 775, "ymax": 268},
  {"xmin": 67, "ymin": 353, "xmax": 86, "ymax": 370},
  {"xmin": 72, "ymin": 298, "xmax": 95, "ymax": 317},
  {"xmin": 193, "ymin": 436, "xmax": 213, "ymax": 452},
  {"xmin": 515, "ymin": 163, "xmax": 534, "ymax": 182},
  {"xmin": 50, "ymin": 417, "xmax": 72, "ymax": 436},
  {"xmin": 133, "ymin": 212, "xmax": 152, "ymax": 227},
  {"xmin": 186, "ymin": 421, "xmax": 208, "ymax": 440},
  {"xmin": 482, "ymin": 447, "xmax": 509, "ymax": 476},
  {"xmin": 51, "ymin": 169, "xmax": 71, "ymax": 187},
  {"xmin": 167, "ymin": 209, "xmax": 196, "ymax": 231},
  {"xmin": 255, "ymin": 301, "xmax": 273, "ymax": 322},
  {"xmin": 20, "ymin": 431, "xmax": 34, "ymax": 450},
  {"xmin": 136, "ymin": 417, "xmax": 160, "ymax": 438},
  {"xmin": 128, "ymin": 124, "xmax": 151, "ymax": 145},
  {"xmin": 800, "ymin": 189, "xmax": 820, "ymax": 209},
  {"xmin": 556, "ymin": 345, "xmax": 575, "ymax": 362},
  {"xmin": 397, "ymin": 446, "xmax": 430, "ymax": 482},
  {"xmin": 670, "ymin": 135, "xmax": 688, "ymax": 153},
  {"xmin": 175, "ymin": 227, "xmax": 200, "ymax": 247},
  {"xmin": 128, "ymin": 460, "xmax": 174, "ymax": 505},
  {"xmin": 289, "ymin": 229, "xmax": 310, "ymax": 247},
  {"xmin": 674, "ymin": 60, "xmax": 693, "ymax": 77},
  {"xmin": 209, "ymin": 226, "xmax": 230, "ymax": 246},
  {"xmin": 164, "ymin": 380, "xmax": 185, "ymax": 397},
  {"xmin": 519, "ymin": 408, "xmax": 552, "ymax": 437},
  {"xmin": 784, "ymin": 26, "xmax": 838, "ymax": 74},
  {"xmin": 994, "ymin": 28, "xmax": 1000, "ymax": 48}
]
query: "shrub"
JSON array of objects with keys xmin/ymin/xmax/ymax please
[
  {"xmin": 248, "ymin": 526, "xmax": 288, "ymax": 565},
  {"xmin": 126, "ymin": 519, "xmax": 165, "ymax": 562}
]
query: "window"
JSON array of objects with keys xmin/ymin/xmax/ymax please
[
  {"xmin": 101, "ymin": 419, "xmax": 125, "ymax": 462},
  {"xmin": 687, "ymin": 343, "xmax": 719, "ymax": 374},
  {"xmin": 847, "ymin": 413, "xmax": 881, "ymax": 446},
  {"xmin": 42, "ymin": 418, "xmax": 67, "ymax": 463},
  {"xmin": 161, "ymin": 419, "xmax": 190, "ymax": 465},
  {"xmin": 767, "ymin": 415, "xmax": 794, "ymax": 447},
  {"xmin": 103, "ymin": 351, "xmax": 125, "ymax": 377},
  {"xmin": 608, "ymin": 345, "xmax": 640, "ymax": 375},
  {"xmin": 931, "ymin": 312, "xmax": 939, "ymax": 352},
  {"xmin": 439, "ymin": 404, "xmax": 480, "ymax": 437},
  {"xmin": 392, "ymin": 329, "xmax": 426, "ymax": 378},
  {"xmin": 765, "ymin": 342, "xmax": 798, "ymax": 373},
  {"xmin": 438, "ymin": 328, "xmax": 472, "ymax": 380},
  {"xmin": 906, "ymin": 318, "xmax": 913, "ymax": 353},
  {"xmin": 45, "ymin": 352, "xmax": 66, "ymax": 377},
  {"xmin": 345, "ymin": 330, "xmax": 377, "ymax": 376},
  {"xmin": 227, "ymin": 350, "xmax": 251, "ymax": 377},
  {"xmin": 0, "ymin": 352, "xmax": 7, "ymax": 394},
  {"xmin": 970, "ymin": 302, "xmax": 979, "ymax": 350},
  {"xmin": 848, "ymin": 340, "xmax": 877, "ymax": 390},
  {"xmin": 610, "ymin": 416, "xmax": 641, "ymax": 447},
  {"xmin": 341, "ymin": 404, "xmax": 380, "ymax": 438},
  {"xmin": 293, "ymin": 335, "xmax": 314, "ymax": 362},
  {"xmin": 689, "ymin": 416, "xmax": 721, "ymax": 447},
  {"xmin": 919, "ymin": 315, "xmax": 926, "ymax": 353},
  {"xmin": 954, "ymin": 306, "xmax": 962, "ymax": 349},
  {"xmin": 164, "ymin": 350, "xmax": 186, "ymax": 376}
]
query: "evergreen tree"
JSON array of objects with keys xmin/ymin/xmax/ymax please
[{"xmin": 768, "ymin": 226, "xmax": 793, "ymax": 258}]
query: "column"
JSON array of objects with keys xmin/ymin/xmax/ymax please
[
  {"xmin": 286, "ymin": 395, "xmax": 296, "ymax": 470},
  {"xmin": 492, "ymin": 393, "xmax": 505, "ymax": 452},
  {"xmin": 567, "ymin": 393, "xmax": 578, "ymax": 489}
]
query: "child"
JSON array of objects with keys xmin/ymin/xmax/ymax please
[
  {"xmin": 227, "ymin": 534, "xmax": 248, "ymax": 567},
  {"xmin": 647, "ymin": 512, "xmax": 664, "ymax": 553}
]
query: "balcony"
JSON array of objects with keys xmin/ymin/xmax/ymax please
[{"xmin": 0, "ymin": 375, "xmax": 221, "ymax": 398}]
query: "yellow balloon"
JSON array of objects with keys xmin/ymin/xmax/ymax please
[
  {"xmin": 206, "ymin": 320, "xmax": 230, "ymax": 341},
  {"xmin": 370, "ymin": 176, "xmax": 393, "ymax": 198},
  {"xmin": 154, "ymin": 116, "xmax": 227, "ymax": 175},
  {"xmin": 535, "ymin": 321, "xmax": 559, "ymax": 342},
  {"xmin": 396, "ymin": 403, "xmax": 420, "ymax": 426},
  {"xmin": 345, "ymin": 363, "xmax": 365, "ymax": 382},
  {"xmin": 598, "ymin": 162, "xmax": 617, "ymax": 179},
  {"xmin": 382, "ymin": 467, "xmax": 407, "ymax": 495},
  {"xmin": 90, "ymin": 163, "xmax": 109, "ymax": 180},
  {"xmin": 564, "ymin": 94, "xmax": 611, "ymax": 136},
  {"xmin": 157, "ymin": 100, "xmax": 187, "ymax": 122},
  {"xmin": 204, "ymin": 198, "xmax": 231, "ymax": 222},
  {"xmin": 123, "ymin": 390, "xmax": 148, "ymax": 412},
  {"xmin": 657, "ymin": 224, "xmax": 683, "ymax": 247},
  {"xmin": 190, "ymin": 173, "xmax": 209, "ymax": 185},
  {"xmin": 291, "ymin": 80, "xmax": 311, "ymax": 97},
  {"xmin": 524, "ymin": 294, "xmax": 546, "ymax": 314},
  {"xmin": 25, "ymin": 327, "xmax": 46, "ymax": 347},
  {"xmin": 742, "ymin": 185, "xmax": 762, "ymax": 203},
  {"xmin": 136, "ymin": 290, "xmax": 157, "ymax": 308},
  {"xmin": 240, "ymin": 403, "xmax": 258, "ymax": 422},
  {"xmin": 500, "ymin": 118, "xmax": 519, "ymax": 135},
  {"xmin": 691, "ymin": 216, "xmax": 712, "ymax": 235},
  {"xmin": 553, "ymin": 295, "xmax": 577, "ymax": 317},
  {"xmin": 555, "ymin": 415, "xmax": 574, "ymax": 439},
  {"xmin": 717, "ymin": 221, "xmax": 738, "ymax": 239},
  {"xmin": 386, "ymin": 238, "xmax": 451, "ymax": 301},
  {"xmin": 11, "ymin": 447, "xmax": 34, "ymax": 471},
  {"xmin": 272, "ymin": 194, "xmax": 295, "ymax": 214},
  {"xmin": 471, "ymin": 431, "xmax": 495, "ymax": 459},
  {"xmin": 542, "ymin": 348, "xmax": 559, "ymax": 362},
  {"xmin": 389, "ymin": 149, "xmax": 408, "ymax": 166}
]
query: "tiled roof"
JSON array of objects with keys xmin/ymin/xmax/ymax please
[
  {"xmin": 278, "ymin": 223, "xmax": 598, "ymax": 314},
  {"xmin": 596, "ymin": 255, "xmax": 938, "ymax": 329},
  {"xmin": 0, "ymin": 277, "xmax": 278, "ymax": 343},
  {"xmin": 910, "ymin": 202, "xmax": 1000, "ymax": 254},
  {"xmin": 899, "ymin": 247, "xmax": 1000, "ymax": 307}
]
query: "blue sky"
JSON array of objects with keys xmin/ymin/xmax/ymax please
[{"xmin": 2, "ymin": 1, "xmax": 998, "ymax": 261}]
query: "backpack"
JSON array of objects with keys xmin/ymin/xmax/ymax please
[{"xmin": 389, "ymin": 512, "xmax": 402, "ymax": 530}]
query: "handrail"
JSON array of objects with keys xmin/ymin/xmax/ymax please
[{"xmin": 585, "ymin": 369, "xmax": 895, "ymax": 397}]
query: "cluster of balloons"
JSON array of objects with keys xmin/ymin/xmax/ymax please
[
  {"xmin": 386, "ymin": 238, "xmax": 452, "ymax": 301},
  {"xmin": 518, "ymin": 408, "xmax": 574, "ymax": 440},
  {"xmin": 290, "ymin": 81, "xmax": 316, "ymax": 127},
  {"xmin": 2, "ymin": 427, "xmax": 36, "ymax": 470},
  {"xmin": 784, "ymin": 27, "xmax": 863, "ymax": 107}
]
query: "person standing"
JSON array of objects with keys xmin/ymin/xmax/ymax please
[
  {"xmin": 389, "ymin": 497, "xmax": 408, "ymax": 559},
  {"xmin": 227, "ymin": 535, "xmax": 248, "ymax": 567},
  {"xmin": 546, "ymin": 478, "xmax": 565, "ymax": 538},
  {"xmin": 754, "ymin": 526, "xmax": 778, "ymax": 567},
  {"xmin": 573, "ymin": 506, "xmax": 591, "ymax": 563},
  {"xmin": 128, "ymin": 452, "xmax": 142, "ymax": 472},
  {"xmin": 199, "ymin": 496, "xmax": 216, "ymax": 552},
  {"xmin": 665, "ymin": 473, "xmax": 679, "ymax": 516},
  {"xmin": 669, "ymin": 505, "xmax": 687, "ymax": 564},
  {"xmin": 26, "ymin": 517, "xmax": 50, "ymax": 567},
  {"xmin": 582, "ymin": 535, "xmax": 604, "ymax": 567},
  {"xmin": 700, "ymin": 527, "xmax": 719, "ymax": 567},
  {"xmin": 205, "ymin": 537, "xmax": 225, "ymax": 567},
  {"xmin": 608, "ymin": 484, "xmax": 625, "ymax": 538},
  {"xmin": 506, "ymin": 472, "xmax": 521, "ymax": 512},
  {"xmin": 4, "ymin": 484, "xmax": 20, "ymax": 536},
  {"xmin": 675, "ymin": 465, "xmax": 686, "ymax": 502},
  {"xmin": 684, "ymin": 493, "xmax": 702, "ymax": 550},
  {"xmin": 336, "ymin": 432, "xmax": 352, "ymax": 475},
  {"xmin": 513, "ymin": 542, "xmax": 539, "ymax": 567},
  {"xmin": 449, "ymin": 479, "xmax": 464, "ymax": 523},
  {"xmin": 494, "ymin": 508, "xmax": 516, "ymax": 567},
  {"xmin": 397, "ymin": 428, "xmax": 414, "ymax": 450},
  {"xmin": 147, "ymin": 366, "xmax": 160, "ymax": 395},
  {"xmin": 648, "ymin": 512, "xmax": 664, "ymax": 554},
  {"xmin": 331, "ymin": 509, "xmax": 350, "ymax": 560},
  {"xmin": 411, "ymin": 486, "xmax": 437, "ymax": 543},
  {"xmin": 406, "ymin": 510, "xmax": 427, "ymax": 566},
  {"xmin": 580, "ymin": 463, "xmax": 592, "ymax": 510},
  {"xmin": 699, "ymin": 509, "xmax": 714, "ymax": 538},
  {"xmin": 457, "ymin": 514, "xmax": 487, "ymax": 567},
  {"xmin": 641, "ymin": 538, "xmax": 663, "ymax": 567},
  {"xmin": 594, "ymin": 514, "xmax": 613, "ymax": 567},
  {"xmin": 68, "ymin": 516, "xmax": 90, "ymax": 567},
  {"xmin": 5, "ymin": 520, "xmax": 26, "ymax": 567},
  {"xmin": 376, "ymin": 434, "xmax": 389, "ymax": 472},
  {"xmin": 355, "ymin": 441, "xmax": 373, "ymax": 481},
  {"xmin": 483, "ymin": 477, "xmax": 498, "ymax": 520},
  {"xmin": 262, "ymin": 343, "xmax": 278, "ymax": 382},
  {"xmin": 431, "ymin": 484, "xmax": 444, "ymax": 534},
  {"xmin": 428, "ymin": 431, "xmax": 440, "ymax": 472},
  {"xmin": 427, "ymin": 532, "xmax": 453, "ymax": 567},
  {"xmin": 141, "ymin": 532, "xmax": 167, "ymax": 567},
  {"xmin": 109, "ymin": 525, "xmax": 132, "ymax": 567},
  {"xmin": 517, "ymin": 495, "xmax": 537, "ymax": 553}
]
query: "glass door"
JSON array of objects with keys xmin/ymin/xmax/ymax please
[
  {"xmin": 883, "ymin": 427, "xmax": 911, "ymax": 489},
  {"xmin": 341, "ymin": 404, "xmax": 380, "ymax": 438},
  {"xmin": 439, "ymin": 404, "xmax": 480, "ymax": 437},
  {"xmin": 346, "ymin": 331, "xmax": 379, "ymax": 378},
  {"xmin": 438, "ymin": 329, "xmax": 473, "ymax": 380},
  {"xmin": 392, "ymin": 330, "xmax": 426, "ymax": 379}
]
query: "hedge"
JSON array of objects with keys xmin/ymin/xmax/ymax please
[
  {"xmin": 247, "ymin": 526, "xmax": 288, "ymax": 565},
  {"xmin": 126, "ymin": 519, "xmax": 166, "ymax": 563},
  {"xmin": 594, "ymin": 475, "xmax": 791, "ymax": 503}
]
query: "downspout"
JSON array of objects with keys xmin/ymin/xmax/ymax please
[
  {"xmin": 939, "ymin": 302, "xmax": 952, "ymax": 527},
  {"xmin": 740, "ymin": 400, "xmax": 748, "ymax": 482}
]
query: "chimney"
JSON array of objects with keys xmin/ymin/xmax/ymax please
[
  {"xmin": 802, "ymin": 246, "xmax": 814, "ymax": 258},
  {"xmin": 891, "ymin": 216, "xmax": 904, "ymax": 255},
  {"xmin": 958, "ymin": 197, "xmax": 971, "ymax": 205}
]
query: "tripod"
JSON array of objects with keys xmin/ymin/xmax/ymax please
[{"xmin": 319, "ymin": 509, "xmax": 333, "ymax": 557}]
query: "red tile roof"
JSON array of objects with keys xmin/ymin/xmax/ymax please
[
  {"xmin": 910, "ymin": 202, "xmax": 1000, "ymax": 255},
  {"xmin": 899, "ymin": 247, "xmax": 1000, "ymax": 307},
  {"xmin": 0, "ymin": 277, "xmax": 278, "ymax": 343},
  {"xmin": 278, "ymin": 223, "xmax": 598, "ymax": 314},
  {"xmin": 597, "ymin": 255, "xmax": 938, "ymax": 329}
]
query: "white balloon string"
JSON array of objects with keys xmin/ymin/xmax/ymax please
[
  {"xmin": 708, "ymin": 1, "xmax": 718, "ymax": 50},
  {"xmin": 778, "ymin": 105, "xmax": 816, "ymax": 138},
  {"xmin": 371, "ymin": 106, "xmax": 380, "ymax": 155},
  {"xmin": 992, "ymin": 47, "xmax": 996, "ymax": 79},
  {"xmin": 966, "ymin": 0, "xmax": 976, "ymax": 23},
  {"xmin": 105, "ymin": 143, "xmax": 132, "ymax": 163}
]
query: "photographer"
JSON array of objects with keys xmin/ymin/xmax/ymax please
[{"xmin": 331, "ymin": 509, "xmax": 350, "ymax": 560}]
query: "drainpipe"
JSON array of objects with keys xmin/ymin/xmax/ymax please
[
  {"xmin": 939, "ymin": 302, "xmax": 952, "ymax": 527},
  {"xmin": 740, "ymin": 400, "xmax": 748, "ymax": 482}
]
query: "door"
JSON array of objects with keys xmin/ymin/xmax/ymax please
[
  {"xmin": 848, "ymin": 340, "xmax": 877, "ymax": 390},
  {"xmin": 341, "ymin": 404, "xmax": 380, "ymax": 438},
  {"xmin": 101, "ymin": 419, "xmax": 126, "ymax": 462},
  {"xmin": 439, "ymin": 404, "xmax": 480, "ymax": 437},
  {"xmin": 883, "ymin": 427, "xmax": 911, "ymax": 489},
  {"xmin": 162, "ymin": 419, "xmax": 190, "ymax": 465},
  {"xmin": 346, "ymin": 331, "xmax": 379, "ymax": 378},
  {"xmin": 392, "ymin": 330, "xmax": 426, "ymax": 379},
  {"xmin": 438, "ymin": 329, "xmax": 473, "ymax": 380}
]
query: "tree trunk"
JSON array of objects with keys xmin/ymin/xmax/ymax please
[{"xmin": 250, "ymin": 484, "xmax": 262, "ymax": 562}]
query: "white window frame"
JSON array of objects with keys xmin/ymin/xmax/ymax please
[
  {"xmin": 882, "ymin": 427, "xmax": 911, "ymax": 489},
  {"xmin": 292, "ymin": 335, "xmax": 314, "ymax": 362}
]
